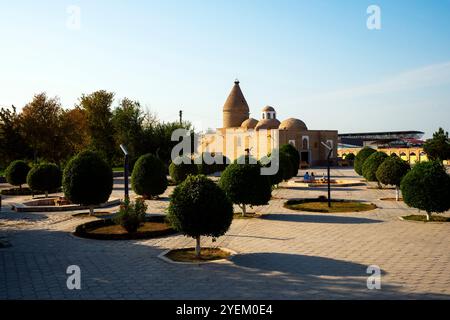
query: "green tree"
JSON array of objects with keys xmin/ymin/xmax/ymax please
[
  {"xmin": 168, "ymin": 175, "xmax": 233, "ymax": 257},
  {"xmin": 401, "ymin": 161, "xmax": 450, "ymax": 221},
  {"xmin": 362, "ymin": 151, "xmax": 388, "ymax": 186},
  {"xmin": 131, "ymin": 154, "xmax": 168, "ymax": 199},
  {"xmin": 261, "ymin": 151, "xmax": 295, "ymax": 186},
  {"xmin": 423, "ymin": 128, "xmax": 450, "ymax": 162},
  {"xmin": 376, "ymin": 156, "xmax": 410, "ymax": 200},
  {"xmin": 5, "ymin": 160, "xmax": 30, "ymax": 189},
  {"xmin": 169, "ymin": 157, "xmax": 198, "ymax": 184},
  {"xmin": 63, "ymin": 151, "xmax": 113, "ymax": 215},
  {"xmin": 79, "ymin": 91, "xmax": 116, "ymax": 163},
  {"xmin": 27, "ymin": 163, "xmax": 62, "ymax": 197},
  {"xmin": 280, "ymin": 144, "xmax": 300, "ymax": 176},
  {"xmin": 219, "ymin": 162, "xmax": 272, "ymax": 216},
  {"xmin": 354, "ymin": 147, "xmax": 376, "ymax": 175}
]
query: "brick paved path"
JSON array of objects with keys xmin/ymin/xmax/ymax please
[{"xmin": 1, "ymin": 168, "xmax": 449, "ymax": 299}]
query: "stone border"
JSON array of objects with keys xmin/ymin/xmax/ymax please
[
  {"xmin": 158, "ymin": 247, "xmax": 237, "ymax": 265},
  {"xmin": 398, "ymin": 216, "xmax": 450, "ymax": 224},
  {"xmin": 288, "ymin": 179, "xmax": 366, "ymax": 188},
  {"xmin": 11, "ymin": 198, "xmax": 121, "ymax": 213}
]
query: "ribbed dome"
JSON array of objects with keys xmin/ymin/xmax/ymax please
[
  {"xmin": 262, "ymin": 106, "xmax": 275, "ymax": 112},
  {"xmin": 241, "ymin": 118, "xmax": 258, "ymax": 129},
  {"xmin": 255, "ymin": 118, "xmax": 281, "ymax": 130},
  {"xmin": 279, "ymin": 118, "xmax": 308, "ymax": 131}
]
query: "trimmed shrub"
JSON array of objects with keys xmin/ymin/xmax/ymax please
[
  {"xmin": 196, "ymin": 153, "xmax": 217, "ymax": 175},
  {"xmin": 169, "ymin": 156, "xmax": 198, "ymax": 184},
  {"xmin": 354, "ymin": 147, "xmax": 376, "ymax": 175},
  {"xmin": 345, "ymin": 153, "xmax": 356, "ymax": 161},
  {"xmin": 362, "ymin": 151, "xmax": 388, "ymax": 185},
  {"xmin": 376, "ymin": 156, "xmax": 410, "ymax": 200},
  {"xmin": 401, "ymin": 161, "xmax": 450, "ymax": 221},
  {"xmin": 168, "ymin": 175, "xmax": 233, "ymax": 257},
  {"xmin": 113, "ymin": 198, "xmax": 148, "ymax": 233},
  {"xmin": 280, "ymin": 144, "xmax": 300, "ymax": 175},
  {"xmin": 262, "ymin": 151, "xmax": 295, "ymax": 186},
  {"xmin": 5, "ymin": 160, "xmax": 30, "ymax": 189},
  {"xmin": 219, "ymin": 161, "xmax": 272, "ymax": 216},
  {"xmin": 63, "ymin": 151, "xmax": 113, "ymax": 215},
  {"xmin": 131, "ymin": 153, "xmax": 168, "ymax": 199},
  {"xmin": 26, "ymin": 163, "xmax": 62, "ymax": 197}
]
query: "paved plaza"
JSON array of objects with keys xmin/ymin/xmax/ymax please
[{"xmin": 1, "ymin": 168, "xmax": 449, "ymax": 300}]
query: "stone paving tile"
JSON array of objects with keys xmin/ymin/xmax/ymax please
[{"xmin": 0, "ymin": 168, "xmax": 449, "ymax": 299}]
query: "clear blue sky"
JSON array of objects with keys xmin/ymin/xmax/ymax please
[{"xmin": 1, "ymin": 0, "xmax": 450, "ymax": 138}]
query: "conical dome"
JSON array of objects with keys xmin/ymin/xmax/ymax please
[{"xmin": 223, "ymin": 80, "xmax": 250, "ymax": 128}]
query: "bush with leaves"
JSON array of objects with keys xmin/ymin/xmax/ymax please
[
  {"xmin": 168, "ymin": 175, "xmax": 233, "ymax": 257},
  {"xmin": 400, "ymin": 161, "xmax": 450, "ymax": 221},
  {"xmin": 354, "ymin": 147, "xmax": 376, "ymax": 175},
  {"xmin": 5, "ymin": 160, "xmax": 30, "ymax": 189},
  {"xmin": 196, "ymin": 153, "xmax": 218, "ymax": 175},
  {"xmin": 376, "ymin": 156, "xmax": 410, "ymax": 200},
  {"xmin": 280, "ymin": 144, "xmax": 300, "ymax": 175},
  {"xmin": 362, "ymin": 151, "xmax": 388, "ymax": 186},
  {"xmin": 131, "ymin": 153, "xmax": 168, "ymax": 199},
  {"xmin": 26, "ymin": 163, "xmax": 62, "ymax": 197},
  {"xmin": 63, "ymin": 151, "xmax": 113, "ymax": 215},
  {"xmin": 261, "ymin": 151, "xmax": 295, "ymax": 186},
  {"xmin": 423, "ymin": 128, "xmax": 450, "ymax": 162},
  {"xmin": 345, "ymin": 153, "xmax": 356, "ymax": 161},
  {"xmin": 219, "ymin": 161, "xmax": 272, "ymax": 216},
  {"xmin": 113, "ymin": 198, "xmax": 148, "ymax": 233},
  {"xmin": 169, "ymin": 156, "xmax": 198, "ymax": 184}
]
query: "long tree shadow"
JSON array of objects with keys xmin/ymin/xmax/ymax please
[
  {"xmin": 231, "ymin": 252, "xmax": 380, "ymax": 277},
  {"xmin": 260, "ymin": 213, "xmax": 383, "ymax": 224}
]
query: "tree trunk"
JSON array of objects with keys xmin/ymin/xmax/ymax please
[
  {"xmin": 426, "ymin": 213, "xmax": 431, "ymax": 221},
  {"xmin": 45, "ymin": 191, "xmax": 48, "ymax": 198},
  {"xmin": 395, "ymin": 187, "xmax": 399, "ymax": 201},
  {"xmin": 89, "ymin": 206, "xmax": 94, "ymax": 216},
  {"xmin": 242, "ymin": 204, "xmax": 246, "ymax": 217},
  {"xmin": 195, "ymin": 236, "xmax": 201, "ymax": 258}
]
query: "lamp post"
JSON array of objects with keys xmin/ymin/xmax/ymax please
[
  {"xmin": 321, "ymin": 142, "xmax": 333, "ymax": 208},
  {"xmin": 120, "ymin": 144, "xmax": 129, "ymax": 201}
]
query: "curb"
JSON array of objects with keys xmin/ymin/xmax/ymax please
[{"xmin": 158, "ymin": 247, "xmax": 238, "ymax": 265}]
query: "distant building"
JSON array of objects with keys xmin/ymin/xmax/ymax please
[
  {"xmin": 200, "ymin": 80, "xmax": 338, "ymax": 167},
  {"xmin": 339, "ymin": 131, "xmax": 425, "ymax": 148}
]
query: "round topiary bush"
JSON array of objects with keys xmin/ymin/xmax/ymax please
[
  {"xmin": 169, "ymin": 156, "xmax": 198, "ymax": 184},
  {"xmin": 362, "ymin": 151, "xmax": 388, "ymax": 186},
  {"xmin": 261, "ymin": 151, "xmax": 295, "ymax": 186},
  {"xmin": 131, "ymin": 153, "xmax": 168, "ymax": 199},
  {"xmin": 63, "ymin": 151, "xmax": 113, "ymax": 215},
  {"xmin": 345, "ymin": 153, "xmax": 356, "ymax": 161},
  {"xmin": 219, "ymin": 162, "xmax": 272, "ymax": 216},
  {"xmin": 5, "ymin": 160, "xmax": 30, "ymax": 189},
  {"xmin": 400, "ymin": 161, "xmax": 450, "ymax": 221},
  {"xmin": 376, "ymin": 156, "xmax": 410, "ymax": 200},
  {"xmin": 26, "ymin": 163, "xmax": 62, "ymax": 197},
  {"xmin": 168, "ymin": 175, "xmax": 233, "ymax": 257},
  {"xmin": 280, "ymin": 144, "xmax": 300, "ymax": 175},
  {"xmin": 196, "ymin": 153, "xmax": 217, "ymax": 175},
  {"xmin": 354, "ymin": 147, "xmax": 376, "ymax": 175}
]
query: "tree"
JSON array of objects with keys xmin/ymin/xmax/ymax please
[
  {"xmin": 168, "ymin": 175, "xmax": 233, "ymax": 257},
  {"xmin": 26, "ymin": 163, "xmax": 62, "ymax": 197},
  {"xmin": 20, "ymin": 93, "xmax": 64, "ymax": 163},
  {"xmin": 423, "ymin": 128, "xmax": 450, "ymax": 162},
  {"xmin": 362, "ymin": 151, "xmax": 388, "ymax": 186},
  {"xmin": 280, "ymin": 144, "xmax": 300, "ymax": 176},
  {"xmin": 169, "ymin": 157, "xmax": 198, "ymax": 184},
  {"xmin": 261, "ymin": 151, "xmax": 294, "ymax": 186},
  {"xmin": 112, "ymin": 98, "xmax": 147, "ymax": 165},
  {"xmin": 401, "ymin": 161, "xmax": 450, "ymax": 221},
  {"xmin": 131, "ymin": 154, "xmax": 168, "ymax": 199},
  {"xmin": 63, "ymin": 151, "xmax": 113, "ymax": 215},
  {"xmin": 354, "ymin": 147, "xmax": 376, "ymax": 175},
  {"xmin": 376, "ymin": 156, "xmax": 410, "ymax": 200},
  {"xmin": 59, "ymin": 107, "xmax": 90, "ymax": 159},
  {"xmin": 0, "ymin": 106, "xmax": 31, "ymax": 168},
  {"xmin": 78, "ymin": 91, "xmax": 116, "ymax": 163},
  {"xmin": 345, "ymin": 153, "xmax": 356, "ymax": 161},
  {"xmin": 219, "ymin": 162, "xmax": 272, "ymax": 216},
  {"xmin": 5, "ymin": 160, "xmax": 30, "ymax": 189}
]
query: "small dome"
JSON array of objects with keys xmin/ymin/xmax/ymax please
[
  {"xmin": 262, "ymin": 105, "xmax": 275, "ymax": 112},
  {"xmin": 279, "ymin": 118, "xmax": 308, "ymax": 131},
  {"xmin": 241, "ymin": 118, "xmax": 258, "ymax": 129},
  {"xmin": 255, "ymin": 118, "xmax": 281, "ymax": 130}
]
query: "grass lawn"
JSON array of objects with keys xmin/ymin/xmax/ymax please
[
  {"xmin": 166, "ymin": 248, "xmax": 231, "ymax": 263},
  {"xmin": 403, "ymin": 215, "xmax": 450, "ymax": 222},
  {"xmin": 285, "ymin": 199, "xmax": 377, "ymax": 213},
  {"xmin": 113, "ymin": 167, "xmax": 124, "ymax": 172}
]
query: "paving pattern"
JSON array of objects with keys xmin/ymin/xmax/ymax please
[{"xmin": 1, "ymin": 168, "xmax": 449, "ymax": 300}]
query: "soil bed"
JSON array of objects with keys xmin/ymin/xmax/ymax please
[{"xmin": 165, "ymin": 248, "xmax": 231, "ymax": 263}]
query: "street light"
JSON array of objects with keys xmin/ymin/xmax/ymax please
[
  {"xmin": 321, "ymin": 142, "xmax": 333, "ymax": 208},
  {"xmin": 120, "ymin": 144, "xmax": 129, "ymax": 201}
]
